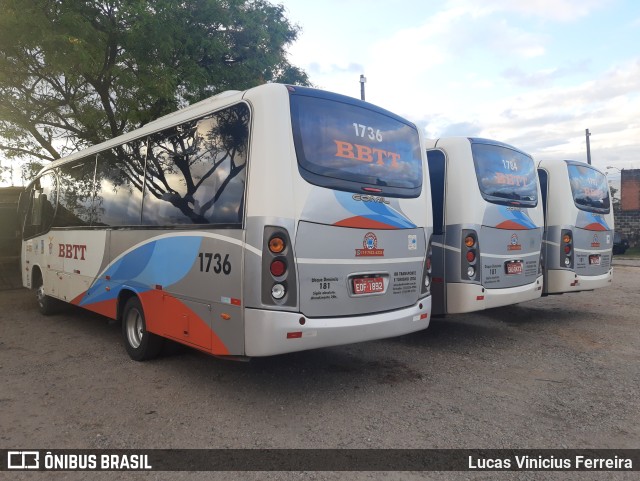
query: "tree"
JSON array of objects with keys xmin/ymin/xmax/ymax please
[{"xmin": 0, "ymin": 0, "xmax": 309, "ymax": 169}]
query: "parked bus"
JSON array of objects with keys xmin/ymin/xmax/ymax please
[
  {"xmin": 426, "ymin": 137, "xmax": 543, "ymax": 315},
  {"xmin": 537, "ymin": 159, "xmax": 613, "ymax": 294},
  {"xmin": 19, "ymin": 84, "xmax": 433, "ymax": 360}
]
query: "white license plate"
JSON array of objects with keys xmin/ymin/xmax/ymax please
[
  {"xmin": 352, "ymin": 277, "xmax": 384, "ymax": 295},
  {"xmin": 505, "ymin": 261, "xmax": 523, "ymax": 275},
  {"xmin": 589, "ymin": 255, "xmax": 601, "ymax": 265}
]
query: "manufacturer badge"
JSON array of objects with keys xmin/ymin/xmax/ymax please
[
  {"xmin": 356, "ymin": 232, "xmax": 384, "ymax": 257},
  {"xmin": 508, "ymin": 233, "xmax": 522, "ymax": 251}
]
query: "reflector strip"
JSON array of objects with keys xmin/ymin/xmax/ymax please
[
  {"xmin": 221, "ymin": 297, "xmax": 242, "ymax": 306},
  {"xmin": 287, "ymin": 332, "xmax": 302, "ymax": 339}
]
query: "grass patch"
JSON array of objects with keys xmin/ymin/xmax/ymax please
[{"xmin": 615, "ymin": 246, "xmax": 640, "ymax": 258}]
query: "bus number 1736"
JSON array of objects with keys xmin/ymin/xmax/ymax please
[{"xmin": 198, "ymin": 252, "xmax": 231, "ymax": 275}]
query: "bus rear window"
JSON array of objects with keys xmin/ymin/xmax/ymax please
[
  {"xmin": 290, "ymin": 90, "xmax": 422, "ymax": 197},
  {"xmin": 471, "ymin": 141, "xmax": 538, "ymax": 207},
  {"xmin": 567, "ymin": 162, "xmax": 610, "ymax": 213}
]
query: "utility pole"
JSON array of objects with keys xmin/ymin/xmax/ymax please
[
  {"xmin": 585, "ymin": 128, "xmax": 592, "ymax": 165},
  {"xmin": 360, "ymin": 74, "xmax": 366, "ymax": 101}
]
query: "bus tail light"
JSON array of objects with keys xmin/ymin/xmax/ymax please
[
  {"xmin": 462, "ymin": 229, "xmax": 480, "ymax": 281},
  {"xmin": 561, "ymin": 229, "xmax": 573, "ymax": 269},
  {"xmin": 262, "ymin": 227, "xmax": 297, "ymax": 307},
  {"xmin": 421, "ymin": 238, "xmax": 433, "ymax": 294},
  {"xmin": 269, "ymin": 236, "xmax": 285, "ymax": 254},
  {"xmin": 538, "ymin": 246, "xmax": 544, "ymax": 275},
  {"xmin": 270, "ymin": 259, "xmax": 287, "ymax": 277}
]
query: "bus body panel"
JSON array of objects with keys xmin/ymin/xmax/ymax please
[
  {"xmin": 538, "ymin": 159, "xmax": 614, "ymax": 295},
  {"xmin": 295, "ymin": 221, "xmax": 426, "ymax": 318},
  {"xmin": 446, "ymin": 277, "xmax": 542, "ymax": 314},
  {"xmin": 427, "ymin": 137, "xmax": 543, "ymax": 315},
  {"xmin": 244, "ymin": 296, "xmax": 431, "ymax": 356}
]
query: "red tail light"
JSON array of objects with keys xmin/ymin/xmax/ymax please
[
  {"xmin": 270, "ymin": 259, "xmax": 286, "ymax": 277},
  {"xmin": 466, "ymin": 251, "xmax": 476, "ymax": 262}
]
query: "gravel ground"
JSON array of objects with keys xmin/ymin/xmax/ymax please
[{"xmin": 1, "ymin": 262, "xmax": 638, "ymax": 480}]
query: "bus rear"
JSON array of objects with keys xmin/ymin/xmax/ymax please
[
  {"xmin": 243, "ymin": 85, "xmax": 432, "ymax": 356},
  {"xmin": 537, "ymin": 159, "xmax": 613, "ymax": 294},
  {"xmin": 427, "ymin": 138, "xmax": 543, "ymax": 315}
]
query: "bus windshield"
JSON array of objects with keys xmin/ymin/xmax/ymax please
[
  {"xmin": 567, "ymin": 162, "xmax": 610, "ymax": 213},
  {"xmin": 471, "ymin": 141, "xmax": 538, "ymax": 207},
  {"xmin": 290, "ymin": 89, "xmax": 422, "ymax": 197}
]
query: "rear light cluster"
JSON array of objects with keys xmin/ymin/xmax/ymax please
[
  {"xmin": 421, "ymin": 239, "xmax": 433, "ymax": 294},
  {"xmin": 262, "ymin": 226, "xmax": 297, "ymax": 307},
  {"xmin": 462, "ymin": 229, "xmax": 480, "ymax": 281},
  {"xmin": 561, "ymin": 229, "xmax": 573, "ymax": 268},
  {"xmin": 538, "ymin": 246, "xmax": 544, "ymax": 275}
]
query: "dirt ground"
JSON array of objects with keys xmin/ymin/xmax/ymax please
[{"xmin": 0, "ymin": 261, "xmax": 638, "ymax": 480}]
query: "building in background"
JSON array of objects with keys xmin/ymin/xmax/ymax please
[
  {"xmin": 0, "ymin": 186, "xmax": 23, "ymax": 257},
  {"xmin": 615, "ymin": 169, "xmax": 640, "ymax": 247}
]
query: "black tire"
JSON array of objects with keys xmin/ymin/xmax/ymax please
[
  {"xmin": 121, "ymin": 297, "xmax": 163, "ymax": 361},
  {"xmin": 34, "ymin": 272, "xmax": 62, "ymax": 315}
]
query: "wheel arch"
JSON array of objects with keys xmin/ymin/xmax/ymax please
[
  {"xmin": 30, "ymin": 264, "xmax": 44, "ymax": 291},
  {"xmin": 116, "ymin": 288, "xmax": 139, "ymax": 321}
]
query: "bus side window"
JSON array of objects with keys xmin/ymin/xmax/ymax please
[
  {"xmin": 142, "ymin": 103, "xmax": 250, "ymax": 226},
  {"xmin": 23, "ymin": 173, "xmax": 57, "ymax": 239},
  {"xmin": 537, "ymin": 169, "xmax": 548, "ymax": 224},
  {"xmin": 427, "ymin": 150, "xmax": 446, "ymax": 235},
  {"xmin": 55, "ymin": 156, "xmax": 97, "ymax": 227},
  {"xmin": 93, "ymin": 144, "xmax": 146, "ymax": 226}
]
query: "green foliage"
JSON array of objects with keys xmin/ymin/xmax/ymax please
[{"xmin": 0, "ymin": 0, "xmax": 309, "ymax": 166}]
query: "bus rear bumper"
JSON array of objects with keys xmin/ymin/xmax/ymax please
[
  {"xmin": 545, "ymin": 269, "xmax": 613, "ymax": 294},
  {"xmin": 446, "ymin": 276, "xmax": 543, "ymax": 314},
  {"xmin": 244, "ymin": 296, "xmax": 431, "ymax": 357}
]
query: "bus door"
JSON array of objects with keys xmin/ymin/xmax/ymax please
[{"xmin": 427, "ymin": 149, "xmax": 447, "ymax": 315}]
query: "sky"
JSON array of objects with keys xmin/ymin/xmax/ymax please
[
  {"xmin": 1, "ymin": 0, "xmax": 638, "ymax": 187},
  {"xmin": 278, "ymin": 0, "xmax": 640, "ymax": 188}
]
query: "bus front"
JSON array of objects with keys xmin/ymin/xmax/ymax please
[{"xmin": 243, "ymin": 85, "xmax": 432, "ymax": 356}]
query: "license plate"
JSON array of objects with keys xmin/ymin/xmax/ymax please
[
  {"xmin": 352, "ymin": 277, "xmax": 384, "ymax": 295},
  {"xmin": 589, "ymin": 255, "xmax": 601, "ymax": 266},
  {"xmin": 505, "ymin": 261, "xmax": 523, "ymax": 275}
]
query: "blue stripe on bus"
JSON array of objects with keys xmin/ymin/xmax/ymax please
[
  {"xmin": 335, "ymin": 191, "xmax": 416, "ymax": 229},
  {"xmin": 498, "ymin": 206, "xmax": 537, "ymax": 229},
  {"xmin": 79, "ymin": 236, "xmax": 202, "ymax": 306}
]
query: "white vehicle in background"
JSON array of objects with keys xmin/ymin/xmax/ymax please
[
  {"xmin": 426, "ymin": 137, "xmax": 544, "ymax": 315},
  {"xmin": 537, "ymin": 159, "xmax": 613, "ymax": 294}
]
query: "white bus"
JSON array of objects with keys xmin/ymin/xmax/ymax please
[
  {"xmin": 426, "ymin": 137, "xmax": 543, "ymax": 315},
  {"xmin": 19, "ymin": 83, "xmax": 433, "ymax": 360},
  {"xmin": 537, "ymin": 159, "xmax": 613, "ymax": 294}
]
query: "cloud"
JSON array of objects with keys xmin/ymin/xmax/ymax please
[
  {"xmin": 502, "ymin": 60, "xmax": 591, "ymax": 88},
  {"xmin": 308, "ymin": 62, "xmax": 364, "ymax": 76},
  {"xmin": 408, "ymin": 56, "xmax": 640, "ymax": 174},
  {"xmin": 451, "ymin": 0, "xmax": 610, "ymax": 22}
]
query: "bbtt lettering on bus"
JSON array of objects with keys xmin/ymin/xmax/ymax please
[
  {"xmin": 58, "ymin": 243, "xmax": 87, "ymax": 260},
  {"xmin": 334, "ymin": 140, "xmax": 400, "ymax": 168}
]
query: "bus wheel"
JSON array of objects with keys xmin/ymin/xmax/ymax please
[
  {"xmin": 35, "ymin": 276, "xmax": 61, "ymax": 316},
  {"xmin": 122, "ymin": 297, "xmax": 163, "ymax": 361}
]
